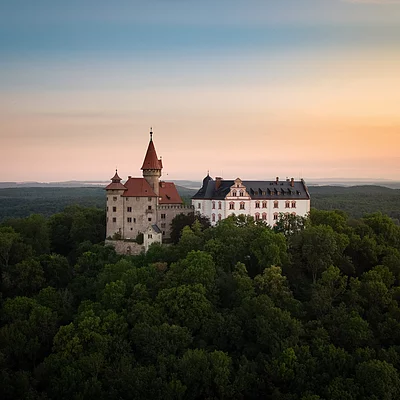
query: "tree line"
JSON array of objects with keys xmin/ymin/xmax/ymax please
[{"xmin": 1, "ymin": 206, "xmax": 400, "ymax": 399}]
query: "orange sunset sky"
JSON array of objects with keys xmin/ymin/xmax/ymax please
[{"xmin": 1, "ymin": 0, "xmax": 399, "ymax": 182}]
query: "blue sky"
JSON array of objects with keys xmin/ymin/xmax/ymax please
[{"xmin": 1, "ymin": 0, "xmax": 400, "ymax": 181}]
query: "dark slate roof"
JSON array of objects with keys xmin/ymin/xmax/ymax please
[
  {"xmin": 152, "ymin": 224, "xmax": 162, "ymax": 234},
  {"xmin": 192, "ymin": 176, "xmax": 310, "ymax": 200}
]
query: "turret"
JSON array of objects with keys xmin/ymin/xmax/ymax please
[{"xmin": 141, "ymin": 129, "xmax": 162, "ymax": 196}]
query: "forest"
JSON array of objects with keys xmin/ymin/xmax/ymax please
[{"xmin": 1, "ymin": 204, "xmax": 400, "ymax": 399}]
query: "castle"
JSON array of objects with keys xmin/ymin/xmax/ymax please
[
  {"xmin": 192, "ymin": 175, "xmax": 310, "ymax": 226},
  {"xmin": 105, "ymin": 130, "xmax": 193, "ymax": 250},
  {"xmin": 106, "ymin": 130, "xmax": 311, "ymax": 252}
]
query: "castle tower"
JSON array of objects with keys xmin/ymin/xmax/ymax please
[
  {"xmin": 105, "ymin": 169, "xmax": 127, "ymax": 238},
  {"xmin": 141, "ymin": 129, "xmax": 162, "ymax": 196}
]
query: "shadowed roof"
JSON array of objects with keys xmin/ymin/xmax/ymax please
[
  {"xmin": 192, "ymin": 176, "xmax": 310, "ymax": 200},
  {"xmin": 159, "ymin": 182, "xmax": 183, "ymax": 204}
]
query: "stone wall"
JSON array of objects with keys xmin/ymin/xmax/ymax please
[
  {"xmin": 157, "ymin": 204, "xmax": 194, "ymax": 239},
  {"xmin": 105, "ymin": 239, "xmax": 144, "ymax": 255}
]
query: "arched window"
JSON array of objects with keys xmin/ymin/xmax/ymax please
[
  {"xmin": 291, "ymin": 201, "xmax": 297, "ymax": 208},
  {"xmin": 255, "ymin": 201, "xmax": 260, "ymax": 208},
  {"xmin": 292, "ymin": 212, "xmax": 296, "ymax": 216},
  {"xmin": 218, "ymin": 201, "xmax": 222, "ymax": 209},
  {"xmin": 232, "ymin": 190, "xmax": 237, "ymax": 197},
  {"xmin": 274, "ymin": 201, "xmax": 279, "ymax": 209},
  {"xmin": 262, "ymin": 213, "xmax": 267, "ymax": 220},
  {"xmin": 285, "ymin": 201, "xmax": 290, "ymax": 208},
  {"xmin": 255, "ymin": 212, "xmax": 260, "ymax": 221},
  {"xmin": 218, "ymin": 214, "xmax": 222, "ymax": 221},
  {"xmin": 262, "ymin": 201, "xmax": 267, "ymax": 208},
  {"xmin": 239, "ymin": 190, "xmax": 244, "ymax": 196},
  {"xmin": 273, "ymin": 212, "xmax": 279, "ymax": 220},
  {"xmin": 229, "ymin": 202, "xmax": 235, "ymax": 210},
  {"xmin": 212, "ymin": 213, "xmax": 215, "ymax": 222},
  {"xmin": 240, "ymin": 202, "xmax": 245, "ymax": 210},
  {"xmin": 212, "ymin": 201, "xmax": 215, "ymax": 209}
]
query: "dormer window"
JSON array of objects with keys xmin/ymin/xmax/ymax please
[
  {"xmin": 239, "ymin": 190, "xmax": 244, "ymax": 197},
  {"xmin": 232, "ymin": 190, "xmax": 237, "ymax": 197}
]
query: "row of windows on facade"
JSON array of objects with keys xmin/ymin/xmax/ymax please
[
  {"xmin": 107, "ymin": 217, "xmax": 166, "ymax": 229},
  {"xmin": 199, "ymin": 200, "xmax": 297, "ymax": 210},
  {"xmin": 108, "ymin": 206, "xmax": 158, "ymax": 213},
  {"xmin": 109, "ymin": 196, "xmax": 153, "ymax": 202},
  {"xmin": 211, "ymin": 212, "xmax": 296, "ymax": 222}
]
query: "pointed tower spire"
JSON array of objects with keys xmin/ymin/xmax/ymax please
[
  {"xmin": 141, "ymin": 128, "xmax": 162, "ymax": 195},
  {"xmin": 141, "ymin": 128, "xmax": 162, "ymax": 171}
]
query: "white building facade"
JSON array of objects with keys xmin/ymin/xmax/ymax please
[{"xmin": 192, "ymin": 176, "xmax": 310, "ymax": 226}]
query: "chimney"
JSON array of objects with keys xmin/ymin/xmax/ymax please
[
  {"xmin": 290, "ymin": 178, "xmax": 294, "ymax": 187},
  {"xmin": 215, "ymin": 177, "xmax": 222, "ymax": 190},
  {"xmin": 275, "ymin": 176, "xmax": 279, "ymax": 184}
]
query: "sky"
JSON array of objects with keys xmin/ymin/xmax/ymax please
[{"xmin": 1, "ymin": 0, "xmax": 400, "ymax": 182}]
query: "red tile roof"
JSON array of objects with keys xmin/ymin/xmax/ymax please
[
  {"xmin": 105, "ymin": 182, "xmax": 127, "ymax": 190},
  {"xmin": 141, "ymin": 139, "xmax": 162, "ymax": 170},
  {"xmin": 159, "ymin": 182, "xmax": 183, "ymax": 204},
  {"xmin": 122, "ymin": 177, "xmax": 157, "ymax": 197}
]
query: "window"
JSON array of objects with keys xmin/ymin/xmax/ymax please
[
  {"xmin": 291, "ymin": 201, "xmax": 297, "ymax": 208},
  {"xmin": 112, "ymin": 217, "xmax": 116, "ymax": 223},
  {"xmin": 148, "ymin": 218, "xmax": 152, "ymax": 222},
  {"xmin": 273, "ymin": 213, "xmax": 278, "ymax": 220},
  {"xmin": 112, "ymin": 207, "xmax": 117, "ymax": 212},
  {"xmin": 212, "ymin": 213, "xmax": 215, "ymax": 222},
  {"xmin": 198, "ymin": 203, "xmax": 201, "ymax": 209},
  {"xmin": 113, "ymin": 196, "xmax": 117, "ymax": 201},
  {"xmin": 148, "ymin": 234, "xmax": 152, "ymax": 239},
  {"xmin": 229, "ymin": 202, "xmax": 235, "ymax": 210},
  {"xmin": 240, "ymin": 202, "xmax": 245, "ymax": 210},
  {"xmin": 262, "ymin": 213, "xmax": 267, "ymax": 220},
  {"xmin": 273, "ymin": 201, "xmax": 279, "ymax": 209},
  {"xmin": 218, "ymin": 214, "xmax": 222, "ymax": 221},
  {"xmin": 127, "ymin": 207, "xmax": 132, "ymax": 212},
  {"xmin": 127, "ymin": 217, "xmax": 132, "ymax": 223},
  {"xmin": 262, "ymin": 201, "xmax": 267, "ymax": 208},
  {"xmin": 255, "ymin": 213, "xmax": 260, "ymax": 221},
  {"xmin": 106, "ymin": 206, "xmax": 109, "ymax": 212},
  {"xmin": 212, "ymin": 201, "xmax": 215, "ymax": 209},
  {"xmin": 133, "ymin": 218, "xmax": 136, "ymax": 223},
  {"xmin": 285, "ymin": 201, "xmax": 290, "ymax": 208},
  {"xmin": 232, "ymin": 190, "xmax": 237, "ymax": 197},
  {"xmin": 148, "ymin": 205, "xmax": 152, "ymax": 210},
  {"xmin": 161, "ymin": 223, "xmax": 166, "ymax": 228},
  {"xmin": 292, "ymin": 212, "xmax": 297, "ymax": 216},
  {"xmin": 218, "ymin": 201, "xmax": 222, "ymax": 209},
  {"xmin": 148, "ymin": 197, "xmax": 152, "ymax": 201},
  {"xmin": 255, "ymin": 201, "xmax": 260, "ymax": 208},
  {"xmin": 161, "ymin": 213, "xmax": 166, "ymax": 219},
  {"xmin": 239, "ymin": 190, "xmax": 244, "ymax": 196}
]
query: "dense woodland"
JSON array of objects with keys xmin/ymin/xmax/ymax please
[
  {"xmin": 1, "ymin": 203, "xmax": 400, "ymax": 399},
  {"xmin": 1, "ymin": 185, "xmax": 400, "ymax": 222}
]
